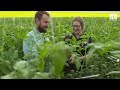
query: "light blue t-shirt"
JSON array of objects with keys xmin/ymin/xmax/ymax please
[
  {"xmin": 23, "ymin": 29, "xmax": 52, "ymax": 72},
  {"xmin": 23, "ymin": 29, "xmax": 49, "ymax": 59}
]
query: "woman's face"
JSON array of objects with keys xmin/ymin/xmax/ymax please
[{"xmin": 72, "ymin": 21, "xmax": 82, "ymax": 35}]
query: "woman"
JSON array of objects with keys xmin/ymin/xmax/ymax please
[{"xmin": 64, "ymin": 17, "xmax": 92, "ymax": 74}]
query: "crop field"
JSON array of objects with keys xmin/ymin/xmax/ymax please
[{"xmin": 0, "ymin": 17, "xmax": 120, "ymax": 79}]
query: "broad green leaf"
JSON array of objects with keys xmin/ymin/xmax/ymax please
[{"xmin": 13, "ymin": 61, "xmax": 28, "ymax": 70}]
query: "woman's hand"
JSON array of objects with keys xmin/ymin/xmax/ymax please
[{"xmin": 68, "ymin": 56, "xmax": 74, "ymax": 64}]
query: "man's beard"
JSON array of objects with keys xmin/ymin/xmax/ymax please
[{"xmin": 38, "ymin": 25, "xmax": 47, "ymax": 33}]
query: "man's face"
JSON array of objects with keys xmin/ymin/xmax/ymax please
[
  {"xmin": 72, "ymin": 21, "xmax": 82, "ymax": 35},
  {"xmin": 36, "ymin": 14, "xmax": 50, "ymax": 33}
]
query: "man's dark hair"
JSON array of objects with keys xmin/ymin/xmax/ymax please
[
  {"xmin": 35, "ymin": 11, "xmax": 50, "ymax": 23},
  {"xmin": 72, "ymin": 17, "xmax": 84, "ymax": 30}
]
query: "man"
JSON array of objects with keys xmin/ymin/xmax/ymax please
[
  {"xmin": 23, "ymin": 11, "xmax": 50, "ymax": 59},
  {"xmin": 64, "ymin": 17, "xmax": 92, "ymax": 73}
]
